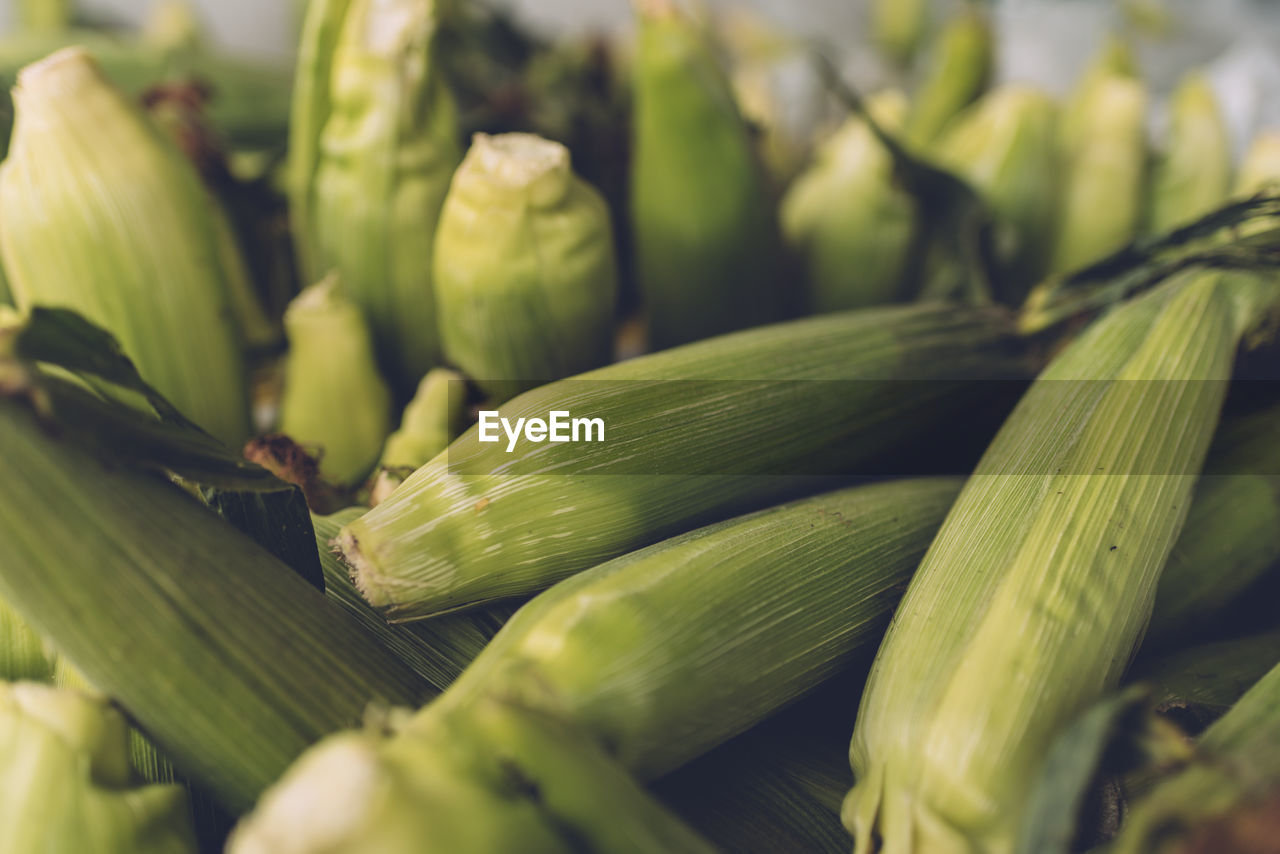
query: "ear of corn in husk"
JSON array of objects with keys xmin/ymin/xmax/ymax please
[
  {"xmin": 1050, "ymin": 48, "xmax": 1148, "ymax": 274},
  {"xmin": 902, "ymin": 6, "xmax": 994, "ymax": 148},
  {"xmin": 631, "ymin": 0, "xmax": 785, "ymax": 349},
  {"xmin": 0, "ymin": 383, "xmax": 432, "ymax": 812},
  {"xmin": 434, "ymin": 133, "xmax": 619, "ymax": 402},
  {"xmin": 420, "ymin": 478, "xmax": 961, "ymax": 778},
  {"xmin": 1144, "ymin": 402, "xmax": 1280, "ymax": 650},
  {"xmin": 870, "ymin": 0, "xmax": 928, "ymax": 66},
  {"xmin": 1235, "ymin": 131, "xmax": 1280, "ymax": 195},
  {"xmin": 1060, "ymin": 36, "xmax": 1138, "ymax": 153},
  {"xmin": 0, "ymin": 48, "xmax": 250, "ymax": 446},
  {"xmin": 313, "ymin": 508, "xmax": 511, "ymax": 692},
  {"xmin": 781, "ymin": 91, "xmax": 920, "ymax": 312},
  {"xmin": 1, "ymin": 596, "xmax": 55, "ymax": 682},
  {"xmin": 337, "ymin": 303, "xmax": 1025, "ymax": 619},
  {"xmin": 1128, "ymin": 627, "xmax": 1280, "ymax": 726},
  {"xmin": 16, "ymin": 0, "xmax": 71, "ymax": 32},
  {"xmin": 291, "ymin": 0, "xmax": 461, "ymax": 393},
  {"xmin": 1110, "ymin": 659, "xmax": 1280, "ymax": 854},
  {"xmin": 0, "ymin": 682, "xmax": 196, "ymax": 854},
  {"xmin": 229, "ymin": 695, "xmax": 716, "ymax": 854},
  {"xmin": 929, "ymin": 85, "xmax": 1062, "ymax": 294},
  {"xmin": 373, "ymin": 367, "xmax": 467, "ymax": 503},
  {"xmin": 1146, "ymin": 72, "xmax": 1232, "ymax": 234},
  {"xmin": 279, "ymin": 276, "xmax": 392, "ymax": 486},
  {"xmin": 845, "ymin": 269, "xmax": 1278, "ymax": 854},
  {"xmin": 233, "ymin": 478, "xmax": 962, "ymax": 853}
]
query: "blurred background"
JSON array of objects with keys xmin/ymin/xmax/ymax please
[{"xmin": 3, "ymin": 0, "xmax": 1280, "ymax": 155}]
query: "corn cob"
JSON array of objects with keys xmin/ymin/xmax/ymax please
[
  {"xmin": 903, "ymin": 6, "xmax": 994, "ymax": 148},
  {"xmin": 845, "ymin": 269, "xmax": 1278, "ymax": 854},
  {"xmin": 1145, "ymin": 402, "xmax": 1280, "ymax": 649},
  {"xmin": 631, "ymin": 0, "xmax": 784, "ymax": 349},
  {"xmin": 233, "ymin": 478, "xmax": 961, "ymax": 852},
  {"xmin": 230, "ymin": 695, "xmax": 716, "ymax": 854},
  {"xmin": 0, "ymin": 48, "xmax": 249, "ymax": 446},
  {"xmin": 1051, "ymin": 58, "xmax": 1148, "ymax": 274},
  {"xmin": 338, "ymin": 303, "xmax": 1025, "ymax": 619},
  {"xmin": 0, "ymin": 391, "xmax": 432, "ymax": 812},
  {"xmin": 781, "ymin": 92, "xmax": 919, "ymax": 312},
  {"xmin": 434, "ymin": 133, "xmax": 619, "ymax": 402},
  {"xmin": 279, "ymin": 276, "xmax": 393, "ymax": 486},
  {"xmin": 1129, "ymin": 628, "xmax": 1280, "ymax": 725},
  {"xmin": 373, "ymin": 367, "xmax": 467, "ymax": 503},
  {"xmin": 292, "ymin": 0, "xmax": 461, "ymax": 393},
  {"xmin": 1146, "ymin": 72, "xmax": 1232, "ymax": 234},
  {"xmin": 1109, "ymin": 659, "xmax": 1280, "ymax": 854},
  {"xmin": 930, "ymin": 85, "xmax": 1061, "ymax": 294},
  {"xmin": 1060, "ymin": 37, "xmax": 1138, "ymax": 155},
  {"xmin": 313, "ymin": 508, "xmax": 511, "ymax": 692},
  {"xmin": 0, "ymin": 682, "xmax": 196, "ymax": 854}
]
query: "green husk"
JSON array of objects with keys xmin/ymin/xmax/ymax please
[
  {"xmin": 1146, "ymin": 72, "xmax": 1232, "ymax": 234},
  {"xmin": 870, "ymin": 0, "xmax": 928, "ymax": 65},
  {"xmin": 631, "ymin": 0, "xmax": 784, "ymax": 349},
  {"xmin": 1129, "ymin": 628, "xmax": 1280, "ymax": 726},
  {"xmin": 434, "ymin": 132, "xmax": 619, "ymax": 402},
  {"xmin": 338, "ymin": 302, "xmax": 1026, "ymax": 619},
  {"xmin": 279, "ymin": 276, "xmax": 392, "ymax": 486},
  {"xmin": 1235, "ymin": 131, "xmax": 1280, "ymax": 195},
  {"xmin": 903, "ymin": 6, "xmax": 994, "ymax": 148},
  {"xmin": 0, "ymin": 389, "xmax": 432, "ymax": 812},
  {"xmin": 1, "ymin": 596, "xmax": 55, "ymax": 683},
  {"xmin": 845, "ymin": 269, "xmax": 1278, "ymax": 854},
  {"xmin": 1109, "ymin": 660, "xmax": 1280, "ymax": 854},
  {"xmin": 1060, "ymin": 37, "xmax": 1138, "ymax": 155},
  {"xmin": 1051, "ymin": 58, "xmax": 1148, "ymax": 274},
  {"xmin": 229, "ymin": 696, "xmax": 715, "ymax": 854},
  {"xmin": 234, "ymin": 478, "xmax": 962, "ymax": 853},
  {"xmin": 16, "ymin": 0, "xmax": 71, "ymax": 32},
  {"xmin": 424, "ymin": 478, "xmax": 962, "ymax": 778},
  {"xmin": 0, "ymin": 682, "xmax": 196, "ymax": 854},
  {"xmin": 930, "ymin": 85, "xmax": 1061, "ymax": 294},
  {"xmin": 1144, "ymin": 403, "xmax": 1280, "ymax": 650},
  {"xmin": 0, "ymin": 48, "xmax": 250, "ymax": 446},
  {"xmin": 373, "ymin": 367, "xmax": 467, "ymax": 503},
  {"xmin": 291, "ymin": 0, "xmax": 461, "ymax": 393},
  {"xmin": 781, "ymin": 91, "xmax": 919, "ymax": 311},
  {"xmin": 313, "ymin": 508, "xmax": 511, "ymax": 692}
]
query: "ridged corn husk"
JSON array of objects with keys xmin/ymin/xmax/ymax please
[
  {"xmin": 1145, "ymin": 403, "xmax": 1280, "ymax": 650},
  {"xmin": 1146, "ymin": 72, "xmax": 1232, "ymax": 234},
  {"xmin": 1, "ymin": 596, "xmax": 55, "ymax": 682},
  {"xmin": 230, "ymin": 695, "xmax": 715, "ymax": 854},
  {"xmin": 292, "ymin": 0, "xmax": 461, "ymax": 393},
  {"xmin": 279, "ymin": 276, "xmax": 392, "ymax": 485},
  {"xmin": 903, "ymin": 6, "xmax": 993, "ymax": 148},
  {"xmin": 0, "ymin": 394, "xmax": 432, "ymax": 812},
  {"xmin": 373, "ymin": 367, "xmax": 467, "ymax": 503},
  {"xmin": 0, "ymin": 682, "xmax": 195, "ymax": 853},
  {"xmin": 870, "ymin": 0, "xmax": 928, "ymax": 66},
  {"xmin": 1051, "ymin": 63, "xmax": 1148, "ymax": 274},
  {"xmin": 631, "ymin": 0, "xmax": 784, "ymax": 349},
  {"xmin": 781, "ymin": 92, "xmax": 919, "ymax": 312},
  {"xmin": 338, "ymin": 303, "xmax": 1025, "ymax": 619},
  {"xmin": 0, "ymin": 48, "xmax": 249, "ymax": 445},
  {"xmin": 930, "ymin": 86, "xmax": 1061, "ymax": 294},
  {"xmin": 845, "ymin": 269, "xmax": 1277, "ymax": 854},
  {"xmin": 422, "ymin": 479, "xmax": 961, "ymax": 778},
  {"xmin": 313, "ymin": 508, "xmax": 510, "ymax": 692},
  {"xmin": 434, "ymin": 133, "xmax": 618, "ymax": 402},
  {"xmin": 1110, "ymin": 660, "xmax": 1280, "ymax": 854}
]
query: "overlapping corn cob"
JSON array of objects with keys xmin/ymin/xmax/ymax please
[
  {"xmin": 234, "ymin": 478, "xmax": 961, "ymax": 852},
  {"xmin": 846, "ymin": 269, "xmax": 1279, "ymax": 854},
  {"xmin": 0, "ymin": 48, "xmax": 250, "ymax": 445},
  {"xmin": 434, "ymin": 132, "xmax": 619, "ymax": 401},
  {"xmin": 279, "ymin": 276, "xmax": 392, "ymax": 485},
  {"xmin": 1110, "ymin": 659, "xmax": 1280, "ymax": 854},
  {"xmin": 630, "ymin": 0, "xmax": 784, "ymax": 348},
  {"xmin": 291, "ymin": 0, "xmax": 461, "ymax": 392},
  {"xmin": 781, "ymin": 92, "xmax": 919, "ymax": 311},
  {"xmin": 338, "ymin": 303, "xmax": 1025, "ymax": 619},
  {"xmin": 0, "ymin": 683, "xmax": 196, "ymax": 854}
]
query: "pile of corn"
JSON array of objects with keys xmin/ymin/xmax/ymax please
[{"xmin": 1, "ymin": 0, "xmax": 1279, "ymax": 852}]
